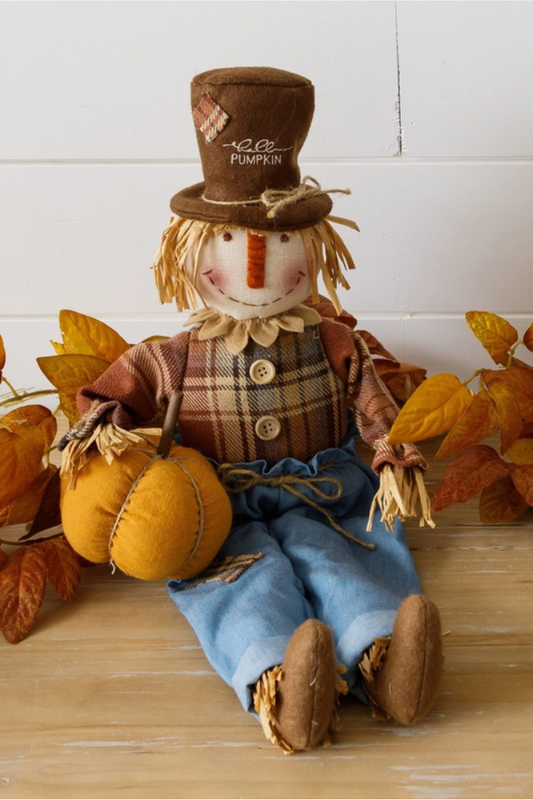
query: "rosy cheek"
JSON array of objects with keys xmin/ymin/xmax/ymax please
[
  {"xmin": 199, "ymin": 267, "xmax": 230, "ymax": 294},
  {"xmin": 281, "ymin": 262, "xmax": 309, "ymax": 294}
]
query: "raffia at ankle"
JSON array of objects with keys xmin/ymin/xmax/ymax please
[
  {"xmin": 358, "ymin": 636, "xmax": 392, "ymax": 721},
  {"xmin": 253, "ymin": 665, "xmax": 348, "ymax": 755},
  {"xmin": 366, "ymin": 464, "xmax": 435, "ymax": 533}
]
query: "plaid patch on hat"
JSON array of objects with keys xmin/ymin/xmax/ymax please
[{"xmin": 193, "ymin": 93, "xmax": 230, "ymax": 143}]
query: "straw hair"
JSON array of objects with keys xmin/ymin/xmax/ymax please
[{"xmin": 152, "ymin": 216, "xmax": 358, "ymax": 313}]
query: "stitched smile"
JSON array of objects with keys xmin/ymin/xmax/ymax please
[{"xmin": 202, "ymin": 271, "xmax": 306, "ymax": 307}]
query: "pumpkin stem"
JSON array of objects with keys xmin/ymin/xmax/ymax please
[{"xmin": 157, "ymin": 391, "xmax": 183, "ymax": 458}]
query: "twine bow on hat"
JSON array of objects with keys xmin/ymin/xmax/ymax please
[
  {"xmin": 261, "ymin": 177, "xmax": 351, "ymax": 219},
  {"xmin": 202, "ymin": 176, "xmax": 356, "ymax": 221},
  {"xmin": 217, "ymin": 463, "xmax": 375, "ymax": 550}
]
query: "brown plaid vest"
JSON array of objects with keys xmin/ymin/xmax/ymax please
[
  {"xmin": 179, "ymin": 327, "xmax": 348, "ymax": 465},
  {"xmin": 78, "ymin": 318, "xmax": 425, "ymax": 473}
]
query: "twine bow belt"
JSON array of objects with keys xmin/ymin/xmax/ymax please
[{"xmin": 217, "ymin": 464, "xmax": 375, "ymax": 551}]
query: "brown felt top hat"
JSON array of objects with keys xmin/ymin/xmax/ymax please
[{"xmin": 169, "ymin": 67, "xmax": 333, "ymax": 232}]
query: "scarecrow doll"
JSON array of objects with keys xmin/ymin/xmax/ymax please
[{"xmin": 61, "ymin": 68, "xmax": 443, "ymax": 753}]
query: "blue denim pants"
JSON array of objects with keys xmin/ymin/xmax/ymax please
[{"xmin": 168, "ymin": 435, "xmax": 421, "ymax": 713}]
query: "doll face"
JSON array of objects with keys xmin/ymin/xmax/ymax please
[{"xmin": 191, "ymin": 229, "xmax": 312, "ymax": 320}]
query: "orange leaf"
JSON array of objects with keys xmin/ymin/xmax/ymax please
[
  {"xmin": 466, "ymin": 311, "xmax": 518, "ymax": 364},
  {"xmin": 0, "ymin": 548, "xmax": 7, "ymax": 567},
  {"xmin": 1, "ymin": 407, "xmax": 59, "ymax": 449},
  {"xmin": 39, "ymin": 416, "xmax": 58, "ymax": 450},
  {"xmin": 0, "ymin": 465, "xmax": 56, "ymax": 528},
  {"xmin": 59, "ymin": 309, "xmax": 130, "ymax": 363},
  {"xmin": 357, "ymin": 331, "xmax": 397, "ymax": 362},
  {"xmin": 0, "ymin": 335, "xmax": 5, "ymax": 373},
  {"xmin": 520, "ymin": 422, "xmax": 533, "ymax": 438},
  {"xmin": 0, "ymin": 546, "xmax": 47, "ymax": 643},
  {"xmin": 303, "ymin": 295, "xmax": 358, "ymax": 330},
  {"xmin": 506, "ymin": 438, "xmax": 533, "ymax": 465},
  {"xmin": 26, "ymin": 469, "xmax": 61, "ymax": 536},
  {"xmin": 484, "ymin": 368, "xmax": 533, "ymax": 423},
  {"xmin": 509, "ymin": 463, "xmax": 533, "ymax": 506},
  {"xmin": 483, "ymin": 376, "xmax": 522, "ymax": 453},
  {"xmin": 479, "ymin": 474, "xmax": 529, "ymax": 523},
  {"xmin": 388, "ymin": 373, "xmax": 472, "ymax": 444},
  {"xmin": 374, "ymin": 360, "xmax": 427, "ymax": 404},
  {"xmin": 41, "ymin": 538, "xmax": 82, "ymax": 602},
  {"xmin": 37, "ymin": 354, "xmax": 109, "ymax": 396},
  {"xmin": 523, "ymin": 322, "xmax": 533, "ymax": 353},
  {"xmin": 0, "ymin": 424, "xmax": 45, "ymax": 510},
  {"xmin": 436, "ymin": 389, "xmax": 498, "ymax": 459},
  {"xmin": 0, "ymin": 404, "xmax": 51, "ymax": 428},
  {"xmin": 432, "ymin": 445, "xmax": 509, "ymax": 513}
]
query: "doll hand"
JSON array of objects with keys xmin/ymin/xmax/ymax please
[
  {"xmin": 58, "ymin": 400, "xmax": 122, "ymax": 452},
  {"xmin": 368, "ymin": 440, "xmax": 434, "ymax": 532},
  {"xmin": 371, "ymin": 439, "xmax": 428, "ymax": 476}
]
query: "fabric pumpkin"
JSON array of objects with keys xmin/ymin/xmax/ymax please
[{"xmin": 61, "ymin": 445, "xmax": 232, "ymax": 581}]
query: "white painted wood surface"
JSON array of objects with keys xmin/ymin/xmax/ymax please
[
  {"xmin": 1, "ymin": 1, "xmax": 532, "ymax": 387},
  {"xmin": 398, "ymin": 2, "xmax": 533, "ymax": 157},
  {"xmin": 0, "ymin": 1, "xmax": 399, "ymax": 160}
]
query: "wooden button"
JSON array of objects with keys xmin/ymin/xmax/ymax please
[
  {"xmin": 255, "ymin": 416, "xmax": 281, "ymax": 441},
  {"xmin": 249, "ymin": 359, "xmax": 276, "ymax": 385}
]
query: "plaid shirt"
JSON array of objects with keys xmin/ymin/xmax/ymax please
[{"xmin": 77, "ymin": 318, "xmax": 426, "ymax": 471}]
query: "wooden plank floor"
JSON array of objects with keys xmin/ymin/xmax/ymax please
[{"xmin": 1, "ymin": 432, "xmax": 532, "ymax": 799}]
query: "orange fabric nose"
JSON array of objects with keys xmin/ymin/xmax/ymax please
[{"xmin": 246, "ymin": 232, "xmax": 266, "ymax": 288}]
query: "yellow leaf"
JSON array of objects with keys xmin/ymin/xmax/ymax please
[
  {"xmin": 140, "ymin": 335, "xmax": 170, "ymax": 344},
  {"xmin": 37, "ymin": 354, "xmax": 109, "ymax": 396},
  {"xmin": 50, "ymin": 340, "xmax": 67, "ymax": 355},
  {"xmin": 465, "ymin": 311, "xmax": 518, "ymax": 364},
  {"xmin": 59, "ymin": 310, "xmax": 130, "ymax": 363},
  {"xmin": 0, "ymin": 465, "xmax": 56, "ymax": 527},
  {"xmin": 506, "ymin": 438, "xmax": 533, "ymax": 465},
  {"xmin": 524, "ymin": 322, "xmax": 533, "ymax": 353},
  {"xmin": 388, "ymin": 373, "xmax": 472, "ymax": 444},
  {"xmin": 0, "ymin": 335, "xmax": 5, "ymax": 372},
  {"xmin": 436, "ymin": 389, "xmax": 498, "ymax": 459},
  {"xmin": 0, "ymin": 424, "xmax": 45, "ymax": 510},
  {"xmin": 58, "ymin": 393, "xmax": 81, "ymax": 426}
]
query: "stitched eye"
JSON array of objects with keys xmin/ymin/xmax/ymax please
[
  {"xmin": 280, "ymin": 234, "xmax": 289, "ymax": 243},
  {"xmin": 223, "ymin": 232, "xmax": 232, "ymax": 242}
]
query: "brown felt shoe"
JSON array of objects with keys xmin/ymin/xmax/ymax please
[
  {"xmin": 254, "ymin": 619, "xmax": 342, "ymax": 752},
  {"xmin": 360, "ymin": 594, "xmax": 443, "ymax": 725}
]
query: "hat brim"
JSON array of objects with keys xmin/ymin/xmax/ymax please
[{"xmin": 169, "ymin": 183, "xmax": 333, "ymax": 232}]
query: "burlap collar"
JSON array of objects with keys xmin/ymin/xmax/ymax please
[{"xmin": 184, "ymin": 304, "xmax": 322, "ymax": 355}]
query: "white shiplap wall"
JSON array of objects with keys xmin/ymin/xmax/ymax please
[{"xmin": 1, "ymin": 0, "xmax": 532, "ymax": 396}]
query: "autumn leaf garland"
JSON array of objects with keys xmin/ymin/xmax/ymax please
[
  {"xmin": 389, "ymin": 311, "xmax": 533, "ymax": 523},
  {"xmin": 0, "ymin": 311, "xmax": 141, "ymax": 644}
]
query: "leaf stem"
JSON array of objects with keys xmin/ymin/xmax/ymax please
[
  {"xmin": 506, "ymin": 340, "xmax": 524, "ymax": 368},
  {"xmin": 1, "ymin": 376, "xmax": 22, "ymax": 398},
  {"xmin": 461, "ymin": 368, "xmax": 487, "ymax": 388},
  {"xmin": 0, "ymin": 531, "xmax": 64, "ymax": 547},
  {"xmin": 0, "ymin": 388, "xmax": 58, "ymax": 409}
]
